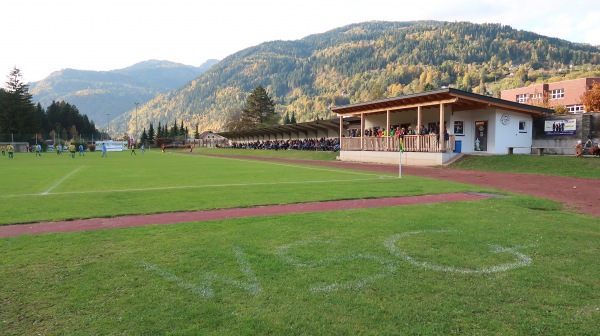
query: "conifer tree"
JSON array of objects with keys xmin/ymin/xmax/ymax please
[
  {"xmin": 1, "ymin": 67, "xmax": 39, "ymax": 139},
  {"xmin": 148, "ymin": 123, "xmax": 155, "ymax": 143},
  {"xmin": 240, "ymin": 85, "xmax": 277, "ymax": 129}
]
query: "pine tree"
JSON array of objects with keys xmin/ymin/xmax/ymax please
[
  {"xmin": 284, "ymin": 112, "xmax": 291, "ymax": 124},
  {"xmin": 240, "ymin": 85, "xmax": 277, "ymax": 129},
  {"xmin": 290, "ymin": 112, "xmax": 297, "ymax": 124},
  {"xmin": 148, "ymin": 123, "xmax": 155, "ymax": 143},
  {"xmin": 194, "ymin": 124, "xmax": 200, "ymax": 139},
  {"xmin": 2, "ymin": 67, "xmax": 39, "ymax": 139}
]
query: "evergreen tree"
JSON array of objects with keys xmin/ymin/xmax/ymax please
[
  {"xmin": 284, "ymin": 112, "xmax": 291, "ymax": 124},
  {"xmin": 240, "ymin": 85, "xmax": 277, "ymax": 129},
  {"xmin": 141, "ymin": 128, "xmax": 148, "ymax": 144},
  {"xmin": 157, "ymin": 122, "xmax": 163, "ymax": 138},
  {"xmin": 148, "ymin": 123, "xmax": 155, "ymax": 143},
  {"xmin": 169, "ymin": 120, "xmax": 177, "ymax": 138},
  {"xmin": 179, "ymin": 120, "xmax": 185, "ymax": 137},
  {"xmin": 1, "ymin": 67, "xmax": 39, "ymax": 140},
  {"xmin": 290, "ymin": 112, "xmax": 297, "ymax": 124},
  {"xmin": 194, "ymin": 124, "xmax": 200, "ymax": 139}
]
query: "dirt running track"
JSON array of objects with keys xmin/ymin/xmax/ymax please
[
  {"xmin": 1, "ymin": 154, "xmax": 598, "ymax": 238},
  {"xmin": 203, "ymin": 154, "xmax": 600, "ymax": 218}
]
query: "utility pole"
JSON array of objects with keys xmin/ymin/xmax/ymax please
[{"xmin": 134, "ymin": 102, "xmax": 139, "ymax": 143}]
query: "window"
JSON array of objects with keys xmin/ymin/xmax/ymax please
[
  {"xmin": 531, "ymin": 93, "xmax": 543, "ymax": 100},
  {"xmin": 519, "ymin": 121, "xmax": 527, "ymax": 133},
  {"xmin": 516, "ymin": 94, "xmax": 529, "ymax": 103},
  {"xmin": 550, "ymin": 88, "xmax": 564, "ymax": 99},
  {"xmin": 567, "ymin": 105, "xmax": 585, "ymax": 113}
]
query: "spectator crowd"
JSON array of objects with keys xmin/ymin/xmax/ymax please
[{"xmin": 230, "ymin": 138, "xmax": 340, "ymax": 151}]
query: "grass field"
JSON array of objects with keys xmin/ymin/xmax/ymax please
[{"xmin": 1, "ymin": 149, "xmax": 599, "ymax": 335}]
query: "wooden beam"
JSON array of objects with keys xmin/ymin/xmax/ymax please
[{"xmin": 336, "ymin": 98, "xmax": 458, "ymax": 115}]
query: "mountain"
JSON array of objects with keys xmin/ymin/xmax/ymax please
[
  {"xmin": 29, "ymin": 59, "xmax": 219, "ymax": 127},
  {"xmin": 108, "ymin": 21, "xmax": 600, "ymax": 137}
]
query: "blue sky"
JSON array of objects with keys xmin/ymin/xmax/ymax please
[{"xmin": 2, "ymin": 0, "xmax": 599, "ymax": 83}]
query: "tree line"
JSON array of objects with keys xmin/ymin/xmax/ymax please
[{"xmin": 0, "ymin": 67, "xmax": 100, "ymax": 144}]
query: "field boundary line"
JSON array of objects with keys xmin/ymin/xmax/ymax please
[
  {"xmin": 41, "ymin": 166, "xmax": 85, "ymax": 195},
  {"xmin": 193, "ymin": 153, "xmax": 392, "ymax": 178},
  {"xmin": 1, "ymin": 176, "xmax": 395, "ymax": 198}
]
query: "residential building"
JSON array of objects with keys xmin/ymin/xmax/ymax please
[{"xmin": 500, "ymin": 77, "xmax": 600, "ymax": 113}]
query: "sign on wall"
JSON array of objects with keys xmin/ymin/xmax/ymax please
[{"xmin": 544, "ymin": 119, "xmax": 576, "ymax": 135}]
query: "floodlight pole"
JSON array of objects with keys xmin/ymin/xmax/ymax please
[{"xmin": 134, "ymin": 102, "xmax": 139, "ymax": 143}]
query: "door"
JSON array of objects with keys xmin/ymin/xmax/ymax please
[{"xmin": 474, "ymin": 121, "xmax": 487, "ymax": 151}]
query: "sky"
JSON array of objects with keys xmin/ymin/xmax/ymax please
[{"xmin": 2, "ymin": 0, "xmax": 599, "ymax": 83}]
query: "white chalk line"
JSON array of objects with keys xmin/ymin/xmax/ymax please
[
  {"xmin": 193, "ymin": 153, "xmax": 393, "ymax": 178},
  {"xmin": 41, "ymin": 166, "xmax": 86, "ymax": 195},
  {"xmin": 140, "ymin": 246, "xmax": 262, "ymax": 298},
  {"xmin": 276, "ymin": 240, "xmax": 398, "ymax": 293},
  {"xmin": 0, "ymin": 176, "xmax": 396, "ymax": 198},
  {"xmin": 385, "ymin": 230, "xmax": 534, "ymax": 274}
]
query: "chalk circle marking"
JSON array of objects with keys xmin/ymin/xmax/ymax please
[
  {"xmin": 276, "ymin": 240, "xmax": 398, "ymax": 293},
  {"xmin": 385, "ymin": 230, "xmax": 534, "ymax": 274}
]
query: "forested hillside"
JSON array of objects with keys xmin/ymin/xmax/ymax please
[
  {"xmin": 114, "ymin": 21, "xmax": 600, "ymax": 137},
  {"xmin": 29, "ymin": 59, "xmax": 218, "ymax": 127}
]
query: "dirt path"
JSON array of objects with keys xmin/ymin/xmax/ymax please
[{"xmin": 2, "ymin": 153, "xmax": 598, "ymax": 238}]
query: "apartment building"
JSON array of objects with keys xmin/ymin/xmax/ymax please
[{"xmin": 500, "ymin": 77, "xmax": 600, "ymax": 113}]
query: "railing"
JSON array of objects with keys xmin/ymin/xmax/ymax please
[{"xmin": 341, "ymin": 135, "xmax": 455, "ymax": 152}]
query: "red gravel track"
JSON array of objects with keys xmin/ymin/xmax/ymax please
[
  {"xmin": 0, "ymin": 193, "xmax": 486, "ymax": 238},
  {"xmin": 1, "ymin": 153, "xmax": 598, "ymax": 238},
  {"xmin": 202, "ymin": 154, "xmax": 600, "ymax": 218}
]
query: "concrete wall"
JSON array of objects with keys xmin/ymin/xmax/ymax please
[
  {"xmin": 532, "ymin": 113, "xmax": 599, "ymax": 154},
  {"xmin": 340, "ymin": 150, "xmax": 458, "ymax": 166}
]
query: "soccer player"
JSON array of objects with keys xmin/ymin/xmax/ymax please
[
  {"xmin": 35, "ymin": 144, "xmax": 42, "ymax": 157},
  {"xmin": 131, "ymin": 144, "xmax": 137, "ymax": 155},
  {"xmin": 1, "ymin": 145, "xmax": 5, "ymax": 156},
  {"xmin": 69, "ymin": 144, "xmax": 76, "ymax": 158},
  {"xmin": 101, "ymin": 143, "xmax": 107, "ymax": 157},
  {"xmin": 7, "ymin": 144, "xmax": 14, "ymax": 159},
  {"xmin": 79, "ymin": 144, "xmax": 85, "ymax": 156}
]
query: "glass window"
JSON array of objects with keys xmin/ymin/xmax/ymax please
[
  {"xmin": 551, "ymin": 88, "xmax": 564, "ymax": 99},
  {"xmin": 516, "ymin": 94, "xmax": 529, "ymax": 103},
  {"xmin": 567, "ymin": 105, "xmax": 584, "ymax": 113},
  {"xmin": 519, "ymin": 121, "xmax": 527, "ymax": 132}
]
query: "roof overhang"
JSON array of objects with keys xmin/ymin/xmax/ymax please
[{"xmin": 329, "ymin": 88, "xmax": 553, "ymax": 117}]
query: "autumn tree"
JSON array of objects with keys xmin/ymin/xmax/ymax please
[{"xmin": 581, "ymin": 82, "xmax": 600, "ymax": 112}]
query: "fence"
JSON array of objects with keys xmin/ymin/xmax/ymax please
[{"xmin": 341, "ymin": 134, "xmax": 455, "ymax": 152}]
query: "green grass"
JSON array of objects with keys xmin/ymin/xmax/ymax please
[
  {"xmin": 1, "ymin": 148, "xmax": 600, "ymax": 335},
  {"xmin": 448, "ymin": 154, "xmax": 600, "ymax": 179},
  {"xmin": 0, "ymin": 150, "xmax": 485, "ymax": 225}
]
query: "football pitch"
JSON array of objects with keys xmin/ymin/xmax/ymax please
[{"xmin": 1, "ymin": 150, "xmax": 599, "ymax": 335}]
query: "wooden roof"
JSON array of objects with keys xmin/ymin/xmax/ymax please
[{"xmin": 329, "ymin": 88, "xmax": 554, "ymax": 116}]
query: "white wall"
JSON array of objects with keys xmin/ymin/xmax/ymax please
[
  {"xmin": 493, "ymin": 110, "xmax": 533, "ymax": 154},
  {"xmin": 448, "ymin": 108, "xmax": 532, "ymax": 154}
]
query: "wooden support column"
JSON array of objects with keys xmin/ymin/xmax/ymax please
[
  {"xmin": 339, "ymin": 116, "xmax": 343, "ymax": 144},
  {"xmin": 360, "ymin": 113, "xmax": 365, "ymax": 151},
  {"xmin": 386, "ymin": 110, "xmax": 391, "ymax": 151},
  {"xmin": 417, "ymin": 106, "xmax": 422, "ymax": 151},
  {"xmin": 439, "ymin": 103, "xmax": 445, "ymax": 152}
]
